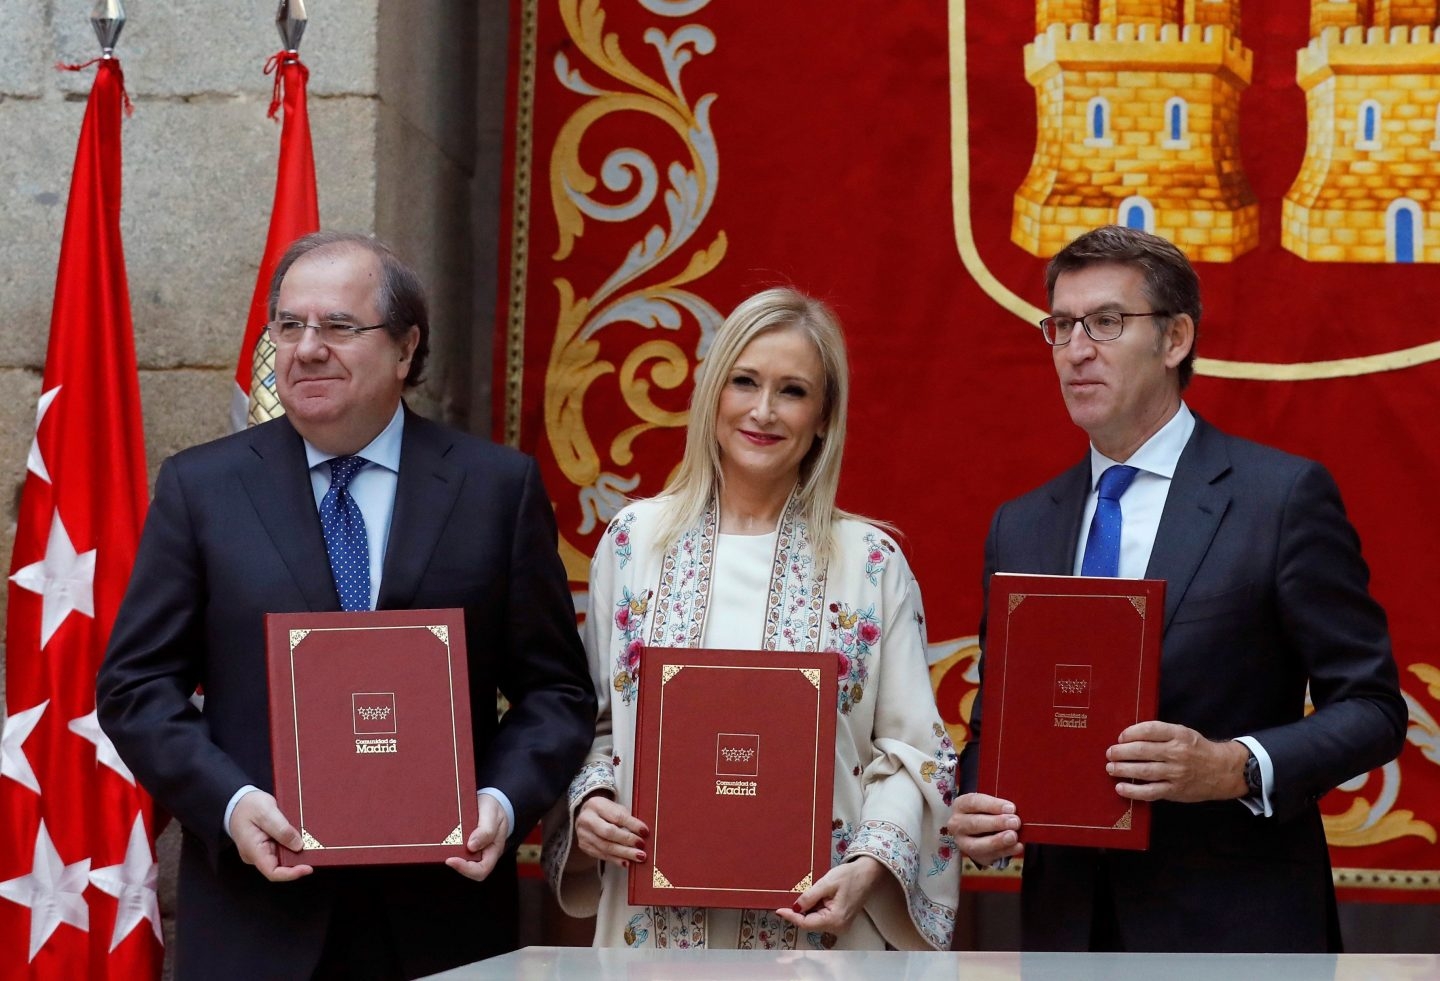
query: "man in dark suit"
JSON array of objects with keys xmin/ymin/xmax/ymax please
[
  {"xmin": 947, "ymin": 225, "xmax": 1406, "ymax": 952},
  {"xmin": 97, "ymin": 232, "xmax": 596, "ymax": 979}
]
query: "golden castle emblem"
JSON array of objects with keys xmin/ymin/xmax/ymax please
[
  {"xmin": 1285, "ymin": 3, "xmax": 1440, "ymax": 262},
  {"xmin": 1014, "ymin": 0, "xmax": 1440, "ymax": 264}
]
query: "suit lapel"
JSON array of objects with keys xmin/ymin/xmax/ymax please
[
  {"xmin": 238, "ymin": 416, "xmax": 339, "ymax": 611},
  {"xmin": 377, "ymin": 409, "xmax": 464, "ymax": 610},
  {"xmin": 1145, "ymin": 416, "xmax": 1232, "ymax": 631},
  {"xmin": 1044, "ymin": 459, "xmax": 1092, "ymax": 575}
]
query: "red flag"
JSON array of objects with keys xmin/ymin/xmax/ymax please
[
  {"xmin": 230, "ymin": 51, "xmax": 319, "ymax": 430},
  {"xmin": 0, "ymin": 57, "xmax": 161, "ymax": 979}
]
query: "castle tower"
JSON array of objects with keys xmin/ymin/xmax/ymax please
[
  {"xmin": 1312, "ymin": 2, "xmax": 1371, "ymax": 36},
  {"xmin": 1038, "ymin": 1, "xmax": 1097, "ymax": 33},
  {"xmin": 1013, "ymin": 1, "xmax": 1259, "ymax": 261},
  {"xmin": 1186, "ymin": 0, "xmax": 1240, "ymax": 34},
  {"xmin": 1101, "ymin": 0, "xmax": 1183, "ymax": 24},
  {"xmin": 1377, "ymin": 1, "xmax": 1439, "ymax": 28},
  {"xmin": 1282, "ymin": 2, "xmax": 1440, "ymax": 262}
]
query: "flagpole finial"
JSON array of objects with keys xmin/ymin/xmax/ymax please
[
  {"xmin": 91, "ymin": 0, "xmax": 126, "ymax": 57},
  {"xmin": 277, "ymin": 0, "xmax": 308, "ymax": 53}
]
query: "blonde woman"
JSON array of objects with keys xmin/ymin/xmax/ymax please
[{"xmin": 543, "ymin": 288, "xmax": 958, "ymax": 950}]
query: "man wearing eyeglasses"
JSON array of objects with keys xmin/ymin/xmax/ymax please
[
  {"xmin": 947, "ymin": 225, "xmax": 1405, "ymax": 952},
  {"xmin": 97, "ymin": 232, "xmax": 596, "ymax": 979}
]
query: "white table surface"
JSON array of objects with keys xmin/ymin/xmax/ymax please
[{"xmin": 424, "ymin": 947, "xmax": 1439, "ymax": 980}]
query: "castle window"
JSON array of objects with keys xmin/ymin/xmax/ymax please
[
  {"xmin": 1358, "ymin": 101, "xmax": 1382, "ymax": 150},
  {"xmin": 1430, "ymin": 103, "xmax": 1440, "ymax": 151},
  {"xmin": 1386, "ymin": 198, "xmax": 1423, "ymax": 263},
  {"xmin": 1162, "ymin": 98, "xmax": 1191, "ymax": 150},
  {"xmin": 1118, "ymin": 196, "xmax": 1155, "ymax": 234},
  {"xmin": 1084, "ymin": 97, "xmax": 1113, "ymax": 148}
]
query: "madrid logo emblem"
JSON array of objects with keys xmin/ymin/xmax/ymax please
[{"xmin": 949, "ymin": 0, "xmax": 1440, "ymax": 380}]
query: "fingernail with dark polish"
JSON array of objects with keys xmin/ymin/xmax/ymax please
[{"xmin": 791, "ymin": 902, "xmax": 802, "ymax": 913}]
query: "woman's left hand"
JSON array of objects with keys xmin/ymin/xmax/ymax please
[{"xmin": 774, "ymin": 855, "xmax": 886, "ymax": 936}]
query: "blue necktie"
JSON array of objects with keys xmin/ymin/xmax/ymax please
[
  {"xmin": 1080, "ymin": 465, "xmax": 1139, "ymax": 578},
  {"xmin": 320, "ymin": 455, "xmax": 371, "ymax": 611}
]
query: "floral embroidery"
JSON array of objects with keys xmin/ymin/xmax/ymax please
[
  {"xmin": 764, "ymin": 499, "xmax": 826, "ymax": 650},
  {"xmin": 566, "ymin": 760, "xmax": 615, "ymax": 812},
  {"xmin": 540, "ymin": 820, "xmax": 568, "ymax": 888},
  {"xmin": 609, "ymin": 512, "xmax": 637, "ymax": 569},
  {"xmin": 930, "ymin": 836, "xmax": 957, "ymax": 877},
  {"xmin": 848, "ymin": 819, "xmax": 955, "ymax": 950},
  {"xmin": 623, "ymin": 912, "xmax": 651, "ymax": 947},
  {"xmin": 652, "ymin": 906, "xmax": 706, "ymax": 948},
  {"xmin": 828, "ymin": 602, "xmax": 880, "ymax": 714},
  {"xmin": 862, "ymin": 532, "xmax": 894, "ymax": 585},
  {"xmin": 648, "ymin": 506, "xmax": 715, "ymax": 648},
  {"xmin": 611, "ymin": 586, "xmax": 651, "ymax": 705},
  {"xmin": 919, "ymin": 722, "xmax": 958, "ymax": 807},
  {"xmin": 830, "ymin": 818, "xmax": 855, "ymax": 866},
  {"xmin": 738, "ymin": 909, "xmax": 797, "ymax": 950},
  {"xmin": 546, "ymin": 759, "xmax": 616, "ymax": 894}
]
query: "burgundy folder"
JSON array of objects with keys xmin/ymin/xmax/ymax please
[
  {"xmin": 629, "ymin": 647, "xmax": 838, "ymax": 909},
  {"xmin": 266, "ymin": 608, "xmax": 478, "ymax": 866},
  {"xmin": 978, "ymin": 573, "xmax": 1164, "ymax": 850}
]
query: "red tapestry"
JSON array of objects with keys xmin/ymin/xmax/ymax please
[{"xmin": 499, "ymin": 0, "xmax": 1440, "ymax": 899}]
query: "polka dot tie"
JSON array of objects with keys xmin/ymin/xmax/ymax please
[
  {"xmin": 1080, "ymin": 464, "xmax": 1139, "ymax": 579},
  {"xmin": 321, "ymin": 455, "xmax": 371, "ymax": 611}
]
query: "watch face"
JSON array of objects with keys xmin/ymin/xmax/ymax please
[{"xmin": 1245, "ymin": 754, "xmax": 1261, "ymax": 796}]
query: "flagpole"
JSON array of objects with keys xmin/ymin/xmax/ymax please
[{"xmin": 231, "ymin": 0, "xmax": 319, "ymax": 431}]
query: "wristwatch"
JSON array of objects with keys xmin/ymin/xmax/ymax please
[{"xmin": 1243, "ymin": 749, "xmax": 1262, "ymax": 798}]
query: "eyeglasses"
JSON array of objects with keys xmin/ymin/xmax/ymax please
[
  {"xmin": 1038, "ymin": 311, "xmax": 1169, "ymax": 346},
  {"xmin": 264, "ymin": 320, "xmax": 389, "ymax": 347}
]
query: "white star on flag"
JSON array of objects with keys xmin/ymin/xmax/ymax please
[
  {"xmin": 26, "ymin": 386, "xmax": 61, "ymax": 484},
  {"xmin": 0, "ymin": 819, "xmax": 90, "ymax": 961},
  {"xmin": 1, "ymin": 700, "xmax": 49, "ymax": 795},
  {"xmin": 88, "ymin": 813, "xmax": 162, "ymax": 951},
  {"xmin": 67, "ymin": 708, "xmax": 136, "ymax": 786},
  {"xmin": 9, "ymin": 509, "xmax": 96, "ymax": 648}
]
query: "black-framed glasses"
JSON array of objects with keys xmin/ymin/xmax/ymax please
[
  {"xmin": 1038, "ymin": 311, "xmax": 1169, "ymax": 346},
  {"xmin": 264, "ymin": 319, "xmax": 389, "ymax": 347}
]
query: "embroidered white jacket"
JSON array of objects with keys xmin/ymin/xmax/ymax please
[{"xmin": 542, "ymin": 497, "xmax": 959, "ymax": 950}]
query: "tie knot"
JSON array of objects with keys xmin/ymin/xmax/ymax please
[
  {"xmin": 1096, "ymin": 465, "xmax": 1138, "ymax": 502},
  {"xmin": 328, "ymin": 455, "xmax": 367, "ymax": 491}
]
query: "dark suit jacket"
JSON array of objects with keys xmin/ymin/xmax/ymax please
[
  {"xmin": 97, "ymin": 408, "xmax": 596, "ymax": 979},
  {"xmin": 959, "ymin": 416, "xmax": 1406, "ymax": 952}
]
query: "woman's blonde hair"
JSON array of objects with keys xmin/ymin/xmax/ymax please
[{"xmin": 653, "ymin": 287, "xmax": 852, "ymax": 561}]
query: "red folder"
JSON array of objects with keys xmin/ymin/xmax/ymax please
[
  {"xmin": 630, "ymin": 647, "xmax": 838, "ymax": 909},
  {"xmin": 266, "ymin": 608, "xmax": 479, "ymax": 866},
  {"xmin": 978, "ymin": 573, "xmax": 1164, "ymax": 850}
]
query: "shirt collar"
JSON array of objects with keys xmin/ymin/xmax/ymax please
[
  {"xmin": 303, "ymin": 403, "xmax": 406, "ymax": 474},
  {"xmin": 1088, "ymin": 401, "xmax": 1194, "ymax": 487}
]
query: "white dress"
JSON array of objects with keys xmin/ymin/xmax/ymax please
[{"xmin": 542, "ymin": 497, "xmax": 959, "ymax": 950}]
